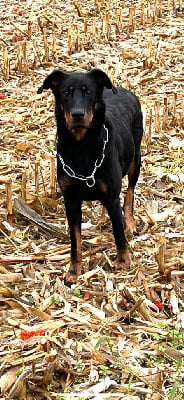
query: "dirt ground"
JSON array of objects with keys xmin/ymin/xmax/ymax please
[{"xmin": 0, "ymin": 0, "xmax": 184, "ymax": 399}]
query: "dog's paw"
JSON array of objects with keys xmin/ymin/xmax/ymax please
[
  {"xmin": 114, "ymin": 248, "xmax": 131, "ymax": 270},
  {"xmin": 64, "ymin": 272, "xmax": 78, "ymax": 287}
]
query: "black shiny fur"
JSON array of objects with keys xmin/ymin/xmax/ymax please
[{"xmin": 38, "ymin": 69, "xmax": 143, "ymax": 285}]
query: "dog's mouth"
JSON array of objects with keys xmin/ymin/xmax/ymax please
[
  {"xmin": 64, "ymin": 111, "xmax": 93, "ymax": 141},
  {"xmin": 71, "ymin": 121, "xmax": 88, "ymax": 129}
]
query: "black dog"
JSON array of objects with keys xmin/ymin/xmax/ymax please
[{"xmin": 38, "ymin": 69, "xmax": 143, "ymax": 284}]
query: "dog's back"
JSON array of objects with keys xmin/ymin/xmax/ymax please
[{"xmin": 103, "ymin": 87, "xmax": 143, "ymax": 176}]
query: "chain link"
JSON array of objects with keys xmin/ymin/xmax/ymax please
[{"xmin": 57, "ymin": 125, "xmax": 108, "ymax": 187}]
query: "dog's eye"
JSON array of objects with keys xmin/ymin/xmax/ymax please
[
  {"xmin": 82, "ymin": 87, "xmax": 92, "ymax": 95},
  {"xmin": 63, "ymin": 86, "xmax": 74, "ymax": 96},
  {"xmin": 81, "ymin": 85, "xmax": 92, "ymax": 95},
  {"xmin": 63, "ymin": 90, "xmax": 72, "ymax": 96}
]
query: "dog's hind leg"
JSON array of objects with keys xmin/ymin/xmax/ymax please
[
  {"xmin": 124, "ymin": 152, "xmax": 141, "ymax": 237},
  {"xmin": 64, "ymin": 199, "xmax": 82, "ymax": 285},
  {"xmin": 124, "ymin": 106, "xmax": 143, "ymax": 237}
]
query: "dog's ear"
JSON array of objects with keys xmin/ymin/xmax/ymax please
[
  {"xmin": 87, "ymin": 69, "xmax": 117, "ymax": 94},
  {"xmin": 37, "ymin": 70, "xmax": 67, "ymax": 94}
]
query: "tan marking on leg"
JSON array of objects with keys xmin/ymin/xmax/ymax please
[
  {"xmin": 124, "ymin": 186, "xmax": 135, "ymax": 237},
  {"xmin": 65, "ymin": 226, "xmax": 82, "ymax": 284},
  {"xmin": 74, "ymin": 225, "xmax": 82, "ymax": 274},
  {"xmin": 100, "ymin": 206, "xmax": 106, "ymax": 220}
]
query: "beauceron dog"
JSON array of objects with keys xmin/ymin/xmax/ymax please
[{"xmin": 38, "ymin": 69, "xmax": 143, "ymax": 285}]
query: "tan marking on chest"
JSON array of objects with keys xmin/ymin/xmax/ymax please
[
  {"xmin": 58, "ymin": 176, "xmax": 72, "ymax": 192},
  {"xmin": 96, "ymin": 179, "xmax": 107, "ymax": 193}
]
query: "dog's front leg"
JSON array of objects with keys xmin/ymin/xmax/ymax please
[
  {"xmin": 102, "ymin": 197, "xmax": 131, "ymax": 269},
  {"xmin": 64, "ymin": 199, "xmax": 82, "ymax": 285}
]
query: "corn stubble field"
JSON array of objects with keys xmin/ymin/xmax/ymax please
[{"xmin": 0, "ymin": 0, "xmax": 184, "ymax": 399}]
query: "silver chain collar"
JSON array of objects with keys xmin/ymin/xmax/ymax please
[{"xmin": 57, "ymin": 125, "xmax": 108, "ymax": 187}]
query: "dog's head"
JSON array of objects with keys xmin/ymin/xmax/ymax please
[{"xmin": 38, "ymin": 69, "xmax": 117, "ymax": 141}]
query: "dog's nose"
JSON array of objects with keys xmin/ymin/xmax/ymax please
[{"xmin": 71, "ymin": 109, "xmax": 85, "ymax": 120}]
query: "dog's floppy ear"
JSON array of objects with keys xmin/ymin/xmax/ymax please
[
  {"xmin": 87, "ymin": 69, "xmax": 117, "ymax": 94},
  {"xmin": 37, "ymin": 70, "xmax": 67, "ymax": 94}
]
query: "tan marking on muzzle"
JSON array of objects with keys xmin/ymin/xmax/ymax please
[{"xmin": 64, "ymin": 110, "xmax": 94, "ymax": 141}]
